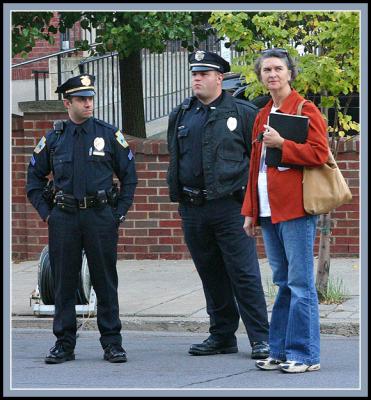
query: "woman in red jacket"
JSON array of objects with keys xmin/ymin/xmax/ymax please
[{"xmin": 241, "ymin": 48, "xmax": 328, "ymax": 373}]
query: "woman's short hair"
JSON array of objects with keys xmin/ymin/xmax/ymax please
[{"xmin": 254, "ymin": 48, "xmax": 298, "ymax": 83}]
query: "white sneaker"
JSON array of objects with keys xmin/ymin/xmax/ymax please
[
  {"xmin": 255, "ymin": 357, "xmax": 285, "ymax": 370},
  {"xmin": 280, "ymin": 360, "xmax": 320, "ymax": 373}
]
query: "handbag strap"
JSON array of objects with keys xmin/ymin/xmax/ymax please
[
  {"xmin": 297, "ymin": 99, "xmax": 332, "ymax": 162},
  {"xmin": 296, "ymin": 99, "xmax": 308, "ymax": 116}
]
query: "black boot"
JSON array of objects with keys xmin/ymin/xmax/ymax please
[
  {"xmin": 189, "ymin": 336, "xmax": 238, "ymax": 356},
  {"xmin": 103, "ymin": 343, "xmax": 127, "ymax": 363},
  {"xmin": 44, "ymin": 343, "xmax": 75, "ymax": 364}
]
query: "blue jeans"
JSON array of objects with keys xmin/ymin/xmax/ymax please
[{"xmin": 260, "ymin": 215, "xmax": 320, "ymax": 365}]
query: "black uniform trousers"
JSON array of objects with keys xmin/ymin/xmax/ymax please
[
  {"xmin": 48, "ymin": 205, "xmax": 121, "ymax": 351},
  {"xmin": 179, "ymin": 196, "xmax": 269, "ymax": 344}
]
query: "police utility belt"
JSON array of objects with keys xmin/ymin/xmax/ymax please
[
  {"xmin": 54, "ymin": 190, "xmax": 113, "ymax": 212},
  {"xmin": 181, "ymin": 186, "xmax": 246, "ymax": 206},
  {"xmin": 181, "ymin": 186, "xmax": 207, "ymax": 206}
]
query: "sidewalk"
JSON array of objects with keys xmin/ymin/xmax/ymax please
[{"xmin": 11, "ymin": 257, "xmax": 360, "ymax": 336}]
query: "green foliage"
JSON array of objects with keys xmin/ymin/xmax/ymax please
[
  {"xmin": 12, "ymin": 12, "xmax": 55, "ymax": 58},
  {"xmin": 58, "ymin": 11, "xmax": 211, "ymax": 58},
  {"xmin": 12, "ymin": 11, "xmax": 211, "ymax": 60},
  {"xmin": 317, "ymin": 277, "xmax": 349, "ymax": 304},
  {"xmin": 209, "ymin": 11, "xmax": 360, "ymax": 154}
]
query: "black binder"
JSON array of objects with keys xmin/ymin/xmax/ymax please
[{"xmin": 265, "ymin": 112, "xmax": 309, "ymax": 167}]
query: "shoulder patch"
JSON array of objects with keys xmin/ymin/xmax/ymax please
[
  {"xmin": 34, "ymin": 136, "xmax": 46, "ymax": 154},
  {"xmin": 115, "ymin": 130, "xmax": 129, "ymax": 148}
]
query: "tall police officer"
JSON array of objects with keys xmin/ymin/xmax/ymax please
[
  {"xmin": 167, "ymin": 51, "xmax": 270, "ymax": 359},
  {"xmin": 26, "ymin": 74, "xmax": 137, "ymax": 364}
]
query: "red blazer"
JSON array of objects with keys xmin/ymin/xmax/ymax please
[{"xmin": 241, "ymin": 89, "xmax": 328, "ymax": 224}]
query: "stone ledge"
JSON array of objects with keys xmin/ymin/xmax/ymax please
[{"xmin": 19, "ymin": 100, "xmax": 66, "ymax": 113}]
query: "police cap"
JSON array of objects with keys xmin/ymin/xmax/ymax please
[
  {"xmin": 188, "ymin": 51, "xmax": 230, "ymax": 73},
  {"xmin": 55, "ymin": 74, "xmax": 96, "ymax": 97}
]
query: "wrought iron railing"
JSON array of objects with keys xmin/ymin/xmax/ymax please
[{"xmin": 12, "ymin": 37, "xmax": 245, "ymax": 126}]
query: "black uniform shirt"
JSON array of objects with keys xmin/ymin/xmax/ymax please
[
  {"xmin": 26, "ymin": 117, "xmax": 138, "ymax": 221},
  {"xmin": 178, "ymin": 92, "xmax": 224, "ymax": 189}
]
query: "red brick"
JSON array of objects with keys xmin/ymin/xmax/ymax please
[
  {"xmin": 124, "ymin": 245, "xmax": 148, "ymax": 253},
  {"xmin": 149, "ymin": 212, "xmax": 172, "ymax": 219},
  {"xmin": 148, "ymin": 196, "xmax": 170, "ymax": 203},
  {"xmin": 137, "ymin": 171, "xmax": 158, "ymax": 179},
  {"xmin": 159, "ymin": 237, "xmax": 183, "ymax": 245},
  {"xmin": 35, "ymin": 121, "xmax": 53, "ymax": 129},
  {"xmin": 123, "ymin": 229, "xmax": 148, "ymax": 237},
  {"xmin": 148, "ymin": 229, "xmax": 172, "ymax": 236},
  {"xmin": 135, "ymin": 220, "xmax": 159, "ymax": 228},
  {"xmin": 135, "ymin": 203, "xmax": 159, "ymax": 211},
  {"xmin": 159, "ymin": 220, "xmax": 182, "ymax": 228},
  {"xmin": 135, "ymin": 253, "xmax": 159, "ymax": 260},
  {"xmin": 149, "ymin": 245, "xmax": 172, "ymax": 253},
  {"xmin": 135, "ymin": 237, "xmax": 158, "ymax": 245}
]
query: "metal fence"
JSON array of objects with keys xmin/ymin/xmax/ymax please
[
  {"xmin": 12, "ymin": 35, "xmax": 245, "ymax": 127},
  {"xmin": 78, "ymin": 36, "xmax": 244, "ymax": 126}
]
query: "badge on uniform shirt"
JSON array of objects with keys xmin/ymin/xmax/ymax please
[
  {"xmin": 93, "ymin": 137, "xmax": 105, "ymax": 156},
  {"xmin": 33, "ymin": 136, "xmax": 46, "ymax": 154},
  {"xmin": 227, "ymin": 117, "xmax": 237, "ymax": 132},
  {"xmin": 115, "ymin": 130, "xmax": 129, "ymax": 148}
]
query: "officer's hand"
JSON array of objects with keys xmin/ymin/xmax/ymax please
[
  {"xmin": 114, "ymin": 214, "xmax": 125, "ymax": 228},
  {"xmin": 243, "ymin": 216, "xmax": 255, "ymax": 237},
  {"xmin": 45, "ymin": 215, "xmax": 50, "ymax": 224}
]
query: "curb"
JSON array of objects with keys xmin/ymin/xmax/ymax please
[{"xmin": 11, "ymin": 316, "xmax": 359, "ymax": 337}]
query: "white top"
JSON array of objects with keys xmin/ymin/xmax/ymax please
[{"xmin": 257, "ymin": 105, "xmax": 279, "ymax": 217}]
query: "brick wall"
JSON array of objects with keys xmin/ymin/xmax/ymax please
[{"xmin": 11, "ymin": 105, "xmax": 360, "ymax": 261}]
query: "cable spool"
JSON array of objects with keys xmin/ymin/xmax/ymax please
[
  {"xmin": 38, "ymin": 246, "xmax": 91, "ymax": 305},
  {"xmin": 77, "ymin": 251, "xmax": 91, "ymax": 304}
]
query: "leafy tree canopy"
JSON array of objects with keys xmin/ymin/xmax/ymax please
[{"xmin": 209, "ymin": 11, "xmax": 360, "ymax": 142}]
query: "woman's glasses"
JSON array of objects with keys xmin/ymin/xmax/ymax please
[{"xmin": 260, "ymin": 48, "xmax": 288, "ymax": 55}]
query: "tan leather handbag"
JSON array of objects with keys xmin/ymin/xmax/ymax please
[
  {"xmin": 297, "ymin": 100, "xmax": 353, "ymax": 215},
  {"xmin": 303, "ymin": 150, "xmax": 353, "ymax": 215}
]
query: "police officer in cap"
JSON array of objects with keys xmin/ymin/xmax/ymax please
[
  {"xmin": 167, "ymin": 51, "xmax": 270, "ymax": 359},
  {"xmin": 26, "ymin": 74, "xmax": 137, "ymax": 364}
]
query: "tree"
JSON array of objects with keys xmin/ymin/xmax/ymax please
[
  {"xmin": 12, "ymin": 12, "xmax": 56, "ymax": 56},
  {"xmin": 209, "ymin": 11, "xmax": 360, "ymax": 299},
  {"xmin": 12, "ymin": 11, "xmax": 212, "ymax": 138}
]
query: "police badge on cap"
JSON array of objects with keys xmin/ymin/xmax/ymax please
[
  {"xmin": 188, "ymin": 51, "xmax": 231, "ymax": 73},
  {"xmin": 55, "ymin": 74, "xmax": 96, "ymax": 97}
]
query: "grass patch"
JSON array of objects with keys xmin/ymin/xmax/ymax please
[
  {"xmin": 318, "ymin": 277, "xmax": 349, "ymax": 304},
  {"xmin": 265, "ymin": 277, "xmax": 350, "ymax": 305}
]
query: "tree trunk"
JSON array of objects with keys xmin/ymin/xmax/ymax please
[
  {"xmin": 316, "ymin": 212, "xmax": 332, "ymax": 300},
  {"xmin": 119, "ymin": 50, "xmax": 147, "ymax": 138}
]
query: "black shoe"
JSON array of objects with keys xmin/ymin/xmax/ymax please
[
  {"xmin": 103, "ymin": 344, "xmax": 127, "ymax": 363},
  {"xmin": 189, "ymin": 337, "xmax": 238, "ymax": 356},
  {"xmin": 251, "ymin": 341, "xmax": 270, "ymax": 359},
  {"xmin": 44, "ymin": 343, "xmax": 75, "ymax": 364}
]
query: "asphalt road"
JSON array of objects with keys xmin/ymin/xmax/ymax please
[{"xmin": 6, "ymin": 329, "xmax": 364, "ymax": 397}]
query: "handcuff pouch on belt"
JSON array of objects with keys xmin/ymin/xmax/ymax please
[{"xmin": 181, "ymin": 186, "xmax": 206, "ymax": 206}]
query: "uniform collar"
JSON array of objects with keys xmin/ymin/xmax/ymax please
[
  {"xmin": 69, "ymin": 117, "xmax": 94, "ymax": 134},
  {"xmin": 195, "ymin": 91, "xmax": 224, "ymax": 112}
]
